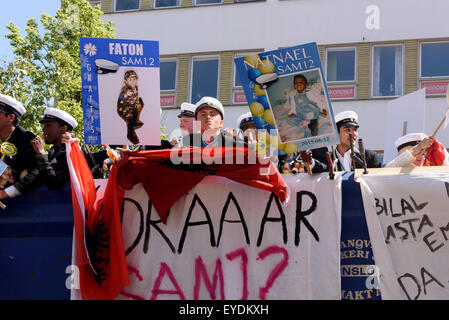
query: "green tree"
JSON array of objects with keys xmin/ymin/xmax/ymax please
[{"xmin": 0, "ymin": 0, "xmax": 115, "ymax": 141}]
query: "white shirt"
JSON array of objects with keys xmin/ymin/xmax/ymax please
[{"xmin": 336, "ymin": 148, "xmax": 353, "ymax": 171}]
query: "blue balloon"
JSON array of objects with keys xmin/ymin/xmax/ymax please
[
  {"xmin": 248, "ymin": 68, "xmax": 263, "ymax": 82},
  {"xmin": 253, "ymin": 117, "xmax": 265, "ymax": 127},
  {"xmin": 257, "ymin": 95, "xmax": 270, "ymax": 109}
]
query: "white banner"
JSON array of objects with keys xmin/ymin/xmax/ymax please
[
  {"xmin": 112, "ymin": 173, "xmax": 342, "ymax": 300},
  {"xmin": 359, "ymin": 172, "xmax": 449, "ymax": 300}
]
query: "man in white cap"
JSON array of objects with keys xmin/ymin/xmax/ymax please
[
  {"xmin": 237, "ymin": 112, "xmax": 257, "ymax": 143},
  {"xmin": 332, "ymin": 110, "xmax": 380, "ymax": 171},
  {"xmin": 223, "ymin": 112, "xmax": 257, "ymax": 144},
  {"xmin": 0, "ymin": 94, "xmax": 42, "ymax": 200},
  {"xmin": 31, "ymin": 108, "xmax": 80, "ymax": 189},
  {"xmin": 170, "ymin": 102, "xmax": 196, "ymax": 147},
  {"xmin": 385, "ymin": 133, "xmax": 448, "ymax": 167},
  {"xmin": 32, "ymin": 108, "xmax": 112, "ymax": 187},
  {"xmin": 182, "ymin": 97, "xmax": 238, "ymax": 148}
]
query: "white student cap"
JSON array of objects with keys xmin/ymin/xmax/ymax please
[
  {"xmin": 94, "ymin": 59, "xmax": 119, "ymax": 74},
  {"xmin": 0, "ymin": 94, "xmax": 26, "ymax": 117},
  {"xmin": 335, "ymin": 110, "xmax": 359, "ymax": 129},
  {"xmin": 40, "ymin": 108, "xmax": 78, "ymax": 131},
  {"xmin": 394, "ymin": 132, "xmax": 427, "ymax": 152},
  {"xmin": 237, "ymin": 112, "xmax": 254, "ymax": 129},
  {"xmin": 178, "ymin": 102, "xmax": 196, "ymax": 118},
  {"xmin": 195, "ymin": 97, "xmax": 224, "ymax": 119}
]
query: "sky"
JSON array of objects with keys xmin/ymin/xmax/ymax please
[{"xmin": 0, "ymin": 0, "xmax": 61, "ymax": 61}]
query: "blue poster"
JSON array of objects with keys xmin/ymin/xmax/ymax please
[
  {"xmin": 80, "ymin": 37, "xmax": 160, "ymax": 145},
  {"xmin": 234, "ymin": 43, "xmax": 339, "ymax": 155}
]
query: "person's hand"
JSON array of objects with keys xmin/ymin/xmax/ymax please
[
  {"xmin": 30, "ymin": 136, "xmax": 46, "ymax": 155},
  {"xmin": 61, "ymin": 132, "xmax": 80, "ymax": 144},
  {"xmin": 412, "ymin": 137, "xmax": 434, "ymax": 157},
  {"xmin": 0, "ymin": 168, "xmax": 13, "ymax": 189},
  {"xmin": 102, "ymin": 158, "xmax": 112, "ymax": 171},
  {"xmin": 0, "ymin": 189, "xmax": 9, "ymax": 200},
  {"xmin": 300, "ymin": 150, "xmax": 313, "ymax": 164},
  {"xmin": 223, "ymin": 128, "xmax": 237, "ymax": 139},
  {"xmin": 300, "ymin": 120, "xmax": 311, "ymax": 127},
  {"xmin": 170, "ymin": 138, "xmax": 179, "ymax": 147}
]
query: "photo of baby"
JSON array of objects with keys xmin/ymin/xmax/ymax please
[{"xmin": 265, "ymin": 68, "xmax": 334, "ymax": 143}]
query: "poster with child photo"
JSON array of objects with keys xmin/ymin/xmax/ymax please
[
  {"xmin": 234, "ymin": 42, "xmax": 339, "ymax": 156},
  {"xmin": 80, "ymin": 37, "xmax": 160, "ymax": 146}
]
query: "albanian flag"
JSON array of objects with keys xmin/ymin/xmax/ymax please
[
  {"xmin": 424, "ymin": 139, "xmax": 449, "ymax": 166},
  {"xmin": 67, "ymin": 141, "xmax": 129, "ymax": 300},
  {"xmin": 115, "ymin": 146, "xmax": 288, "ymax": 223}
]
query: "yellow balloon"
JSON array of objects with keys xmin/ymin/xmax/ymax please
[
  {"xmin": 257, "ymin": 130, "xmax": 270, "ymax": 146},
  {"xmin": 249, "ymin": 102, "xmax": 264, "ymax": 118},
  {"xmin": 270, "ymin": 135, "xmax": 285, "ymax": 151},
  {"xmin": 254, "ymin": 84, "xmax": 266, "ymax": 96},
  {"xmin": 244, "ymin": 55, "xmax": 260, "ymax": 69},
  {"xmin": 263, "ymin": 109, "xmax": 275, "ymax": 126},
  {"xmin": 284, "ymin": 143, "xmax": 298, "ymax": 154},
  {"xmin": 259, "ymin": 59, "xmax": 275, "ymax": 74}
]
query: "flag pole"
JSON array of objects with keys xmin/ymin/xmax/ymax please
[
  {"xmin": 430, "ymin": 111, "xmax": 448, "ymax": 138},
  {"xmin": 430, "ymin": 84, "xmax": 449, "ymax": 138}
]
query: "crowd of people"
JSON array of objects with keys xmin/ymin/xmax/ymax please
[{"xmin": 0, "ymin": 92, "xmax": 446, "ymax": 202}]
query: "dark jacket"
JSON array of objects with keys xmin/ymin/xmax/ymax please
[
  {"xmin": 36, "ymin": 145, "xmax": 70, "ymax": 190},
  {"xmin": 182, "ymin": 131, "xmax": 245, "ymax": 148},
  {"xmin": 332, "ymin": 148, "xmax": 381, "ymax": 171},
  {"xmin": 141, "ymin": 140, "xmax": 174, "ymax": 150},
  {"xmin": 2, "ymin": 126, "xmax": 42, "ymax": 194},
  {"xmin": 36, "ymin": 144, "xmax": 109, "ymax": 189}
]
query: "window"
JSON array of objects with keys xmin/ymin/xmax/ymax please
[
  {"xmin": 160, "ymin": 59, "xmax": 177, "ymax": 91},
  {"xmin": 326, "ymin": 48, "xmax": 356, "ymax": 82},
  {"xmin": 372, "ymin": 44, "xmax": 403, "ymax": 97},
  {"xmin": 154, "ymin": 0, "xmax": 180, "ymax": 8},
  {"xmin": 115, "ymin": 0, "xmax": 139, "ymax": 11},
  {"xmin": 195, "ymin": 0, "xmax": 222, "ymax": 5},
  {"xmin": 190, "ymin": 56, "xmax": 220, "ymax": 104},
  {"xmin": 420, "ymin": 42, "xmax": 449, "ymax": 78},
  {"xmin": 90, "ymin": 1, "xmax": 101, "ymax": 7}
]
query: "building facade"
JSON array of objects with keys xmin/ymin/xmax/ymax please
[{"xmin": 91, "ymin": 0, "xmax": 449, "ymax": 154}]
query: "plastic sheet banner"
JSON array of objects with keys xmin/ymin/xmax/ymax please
[
  {"xmin": 112, "ymin": 173, "xmax": 342, "ymax": 300},
  {"xmin": 359, "ymin": 172, "xmax": 449, "ymax": 300}
]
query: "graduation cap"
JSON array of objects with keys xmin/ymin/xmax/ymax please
[
  {"xmin": 335, "ymin": 110, "xmax": 359, "ymax": 130},
  {"xmin": 94, "ymin": 59, "xmax": 119, "ymax": 74},
  {"xmin": 255, "ymin": 73, "xmax": 278, "ymax": 89},
  {"xmin": 394, "ymin": 132, "xmax": 426, "ymax": 153},
  {"xmin": 0, "ymin": 94, "xmax": 26, "ymax": 118},
  {"xmin": 237, "ymin": 112, "xmax": 254, "ymax": 130},
  {"xmin": 40, "ymin": 107, "xmax": 78, "ymax": 131},
  {"xmin": 195, "ymin": 97, "xmax": 224, "ymax": 119},
  {"xmin": 178, "ymin": 102, "xmax": 196, "ymax": 118}
]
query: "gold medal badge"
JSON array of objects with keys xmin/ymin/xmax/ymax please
[{"xmin": 0, "ymin": 142, "xmax": 17, "ymax": 160}]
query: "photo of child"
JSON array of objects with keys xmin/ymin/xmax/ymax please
[
  {"xmin": 117, "ymin": 70, "xmax": 144, "ymax": 144},
  {"xmin": 265, "ymin": 69, "xmax": 334, "ymax": 143}
]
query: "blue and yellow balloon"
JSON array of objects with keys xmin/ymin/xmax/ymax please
[{"xmin": 249, "ymin": 102, "xmax": 265, "ymax": 118}]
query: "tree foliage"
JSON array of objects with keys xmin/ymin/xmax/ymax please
[{"xmin": 0, "ymin": 0, "xmax": 115, "ymax": 141}]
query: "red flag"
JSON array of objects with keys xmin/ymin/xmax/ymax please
[
  {"xmin": 66, "ymin": 141, "xmax": 129, "ymax": 300},
  {"xmin": 115, "ymin": 146, "xmax": 288, "ymax": 223},
  {"xmin": 424, "ymin": 139, "xmax": 448, "ymax": 166}
]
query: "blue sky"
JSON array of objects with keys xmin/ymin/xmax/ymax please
[{"xmin": 0, "ymin": 0, "xmax": 61, "ymax": 61}]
